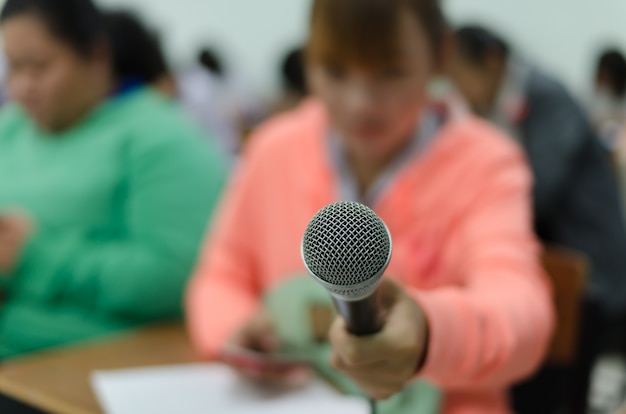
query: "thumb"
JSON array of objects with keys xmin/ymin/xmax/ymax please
[
  {"xmin": 257, "ymin": 330, "xmax": 279, "ymax": 353},
  {"xmin": 245, "ymin": 313, "xmax": 280, "ymax": 352},
  {"xmin": 378, "ymin": 279, "xmax": 404, "ymax": 312}
]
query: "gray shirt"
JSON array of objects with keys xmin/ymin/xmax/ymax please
[{"xmin": 494, "ymin": 56, "xmax": 626, "ymax": 314}]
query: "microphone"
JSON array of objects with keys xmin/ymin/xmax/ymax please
[{"xmin": 301, "ymin": 201, "xmax": 392, "ymax": 336}]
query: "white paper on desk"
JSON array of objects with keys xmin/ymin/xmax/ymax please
[{"xmin": 91, "ymin": 363, "xmax": 369, "ymax": 414}]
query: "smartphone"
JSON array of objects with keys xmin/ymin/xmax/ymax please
[{"xmin": 220, "ymin": 345, "xmax": 310, "ymax": 375}]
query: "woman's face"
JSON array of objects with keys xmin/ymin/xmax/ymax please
[
  {"xmin": 2, "ymin": 14, "xmax": 109, "ymax": 132},
  {"xmin": 309, "ymin": 11, "xmax": 436, "ymax": 163}
]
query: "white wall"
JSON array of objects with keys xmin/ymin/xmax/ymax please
[{"xmin": 3, "ymin": 0, "xmax": 626, "ymax": 98}]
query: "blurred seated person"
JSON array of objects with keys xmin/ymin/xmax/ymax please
[
  {"xmin": 590, "ymin": 49, "xmax": 626, "ymax": 150},
  {"xmin": 106, "ymin": 13, "xmax": 244, "ymax": 160},
  {"xmin": 0, "ymin": 0, "xmax": 226, "ymax": 358},
  {"xmin": 449, "ymin": 25, "xmax": 626, "ymax": 414},
  {"xmin": 176, "ymin": 49, "xmax": 243, "ymax": 157},
  {"xmin": 198, "ymin": 48, "xmax": 223, "ymax": 77},
  {"xmin": 106, "ymin": 8, "xmax": 237, "ymax": 156},
  {"xmin": 104, "ymin": 9, "xmax": 177, "ymax": 97},
  {"xmin": 272, "ymin": 47, "xmax": 308, "ymax": 114},
  {"xmin": 187, "ymin": 0, "xmax": 554, "ymax": 413},
  {"xmin": 177, "ymin": 48, "xmax": 267, "ymax": 158}
]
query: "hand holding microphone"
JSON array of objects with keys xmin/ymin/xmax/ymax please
[
  {"xmin": 328, "ymin": 279, "xmax": 428, "ymax": 400},
  {"xmin": 302, "ymin": 202, "xmax": 428, "ymax": 400}
]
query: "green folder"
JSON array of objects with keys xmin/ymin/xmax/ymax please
[{"xmin": 264, "ymin": 276, "xmax": 442, "ymax": 414}]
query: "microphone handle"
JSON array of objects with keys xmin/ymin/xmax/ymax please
[
  {"xmin": 332, "ymin": 292, "xmax": 382, "ymax": 414},
  {"xmin": 333, "ymin": 290, "xmax": 384, "ymax": 336}
]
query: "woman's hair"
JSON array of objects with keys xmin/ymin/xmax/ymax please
[
  {"xmin": 0, "ymin": 0, "xmax": 106, "ymax": 58},
  {"xmin": 281, "ymin": 48, "xmax": 307, "ymax": 95},
  {"xmin": 454, "ymin": 25, "xmax": 510, "ymax": 66},
  {"xmin": 104, "ymin": 10, "xmax": 170, "ymax": 84},
  {"xmin": 308, "ymin": 0, "xmax": 447, "ymax": 68},
  {"xmin": 596, "ymin": 49, "xmax": 626, "ymax": 98},
  {"xmin": 0, "ymin": 0, "xmax": 170, "ymax": 84}
]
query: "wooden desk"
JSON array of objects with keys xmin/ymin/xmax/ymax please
[{"xmin": 0, "ymin": 323, "xmax": 198, "ymax": 414}]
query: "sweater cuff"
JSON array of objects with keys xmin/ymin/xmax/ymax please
[{"xmin": 409, "ymin": 287, "xmax": 476, "ymax": 382}]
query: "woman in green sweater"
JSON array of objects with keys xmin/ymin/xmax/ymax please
[{"xmin": 0, "ymin": 0, "xmax": 226, "ymax": 358}]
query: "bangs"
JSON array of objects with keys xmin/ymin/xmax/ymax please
[{"xmin": 308, "ymin": 0, "xmax": 406, "ymax": 69}]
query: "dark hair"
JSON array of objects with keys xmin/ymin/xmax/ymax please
[
  {"xmin": 0, "ymin": 0, "xmax": 106, "ymax": 58},
  {"xmin": 198, "ymin": 48, "xmax": 224, "ymax": 77},
  {"xmin": 455, "ymin": 25, "xmax": 510, "ymax": 66},
  {"xmin": 597, "ymin": 49, "xmax": 626, "ymax": 98},
  {"xmin": 281, "ymin": 48, "xmax": 307, "ymax": 95},
  {"xmin": 308, "ymin": 0, "xmax": 447, "ymax": 68},
  {"xmin": 104, "ymin": 10, "xmax": 170, "ymax": 84}
]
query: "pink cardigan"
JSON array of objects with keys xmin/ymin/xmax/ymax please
[{"xmin": 187, "ymin": 100, "xmax": 554, "ymax": 414}]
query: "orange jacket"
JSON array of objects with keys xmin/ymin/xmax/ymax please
[{"xmin": 187, "ymin": 100, "xmax": 554, "ymax": 413}]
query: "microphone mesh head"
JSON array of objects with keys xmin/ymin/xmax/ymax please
[{"xmin": 301, "ymin": 201, "xmax": 392, "ymax": 300}]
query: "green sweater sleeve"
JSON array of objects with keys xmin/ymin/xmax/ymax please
[{"xmin": 11, "ymin": 130, "xmax": 227, "ymax": 321}]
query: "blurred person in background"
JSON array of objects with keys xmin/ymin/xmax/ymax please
[
  {"xmin": 177, "ymin": 47, "xmax": 267, "ymax": 158},
  {"xmin": 176, "ymin": 48, "xmax": 243, "ymax": 158},
  {"xmin": 591, "ymin": 50, "xmax": 626, "ymax": 243},
  {"xmin": 187, "ymin": 0, "xmax": 554, "ymax": 412},
  {"xmin": 106, "ymin": 8, "xmax": 260, "ymax": 161},
  {"xmin": 105, "ymin": 12, "xmax": 243, "ymax": 162},
  {"xmin": 198, "ymin": 48, "xmax": 224, "ymax": 77},
  {"xmin": 272, "ymin": 47, "xmax": 308, "ymax": 114},
  {"xmin": 104, "ymin": 9, "xmax": 177, "ymax": 97},
  {"xmin": 449, "ymin": 25, "xmax": 626, "ymax": 414},
  {"xmin": 0, "ymin": 0, "xmax": 226, "ymax": 365},
  {"xmin": 590, "ymin": 49, "xmax": 626, "ymax": 151}
]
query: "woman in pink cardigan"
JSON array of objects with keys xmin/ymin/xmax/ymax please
[{"xmin": 187, "ymin": 0, "xmax": 554, "ymax": 412}]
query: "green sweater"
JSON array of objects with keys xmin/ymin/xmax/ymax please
[{"xmin": 0, "ymin": 89, "xmax": 226, "ymax": 358}]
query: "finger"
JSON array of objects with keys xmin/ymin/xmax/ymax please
[
  {"xmin": 353, "ymin": 378, "xmax": 399, "ymax": 401},
  {"xmin": 331, "ymin": 351, "xmax": 370, "ymax": 374},
  {"xmin": 242, "ymin": 331, "xmax": 279, "ymax": 353},
  {"xmin": 231, "ymin": 314, "xmax": 280, "ymax": 353},
  {"xmin": 0, "ymin": 249, "xmax": 13, "ymax": 263},
  {"xmin": 328, "ymin": 317, "xmax": 388, "ymax": 367},
  {"xmin": 383, "ymin": 294, "xmax": 428, "ymax": 361},
  {"xmin": 364, "ymin": 386, "xmax": 399, "ymax": 401},
  {"xmin": 331, "ymin": 354, "xmax": 401, "ymax": 400},
  {"xmin": 283, "ymin": 366, "xmax": 312, "ymax": 386},
  {"xmin": 257, "ymin": 331, "xmax": 279, "ymax": 353},
  {"xmin": 0, "ymin": 234, "xmax": 15, "ymax": 244},
  {"xmin": 330, "ymin": 350, "xmax": 343, "ymax": 372},
  {"xmin": 344, "ymin": 375, "xmax": 403, "ymax": 401},
  {"xmin": 231, "ymin": 332, "xmax": 261, "ymax": 352},
  {"xmin": 377, "ymin": 279, "xmax": 403, "ymax": 310},
  {"xmin": 331, "ymin": 352, "xmax": 409, "ymax": 383},
  {"xmin": 330, "ymin": 351, "xmax": 382, "ymax": 374},
  {"xmin": 248, "ymin": 313, "xmax": 279, "ymax": 352},
  {"xmin": 0, "ymin": 237, "xmax": 20, "ymax": 255},
  {"xmin": 234, "ymin": 330, "xmax": 278, "ymax": 353}
]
